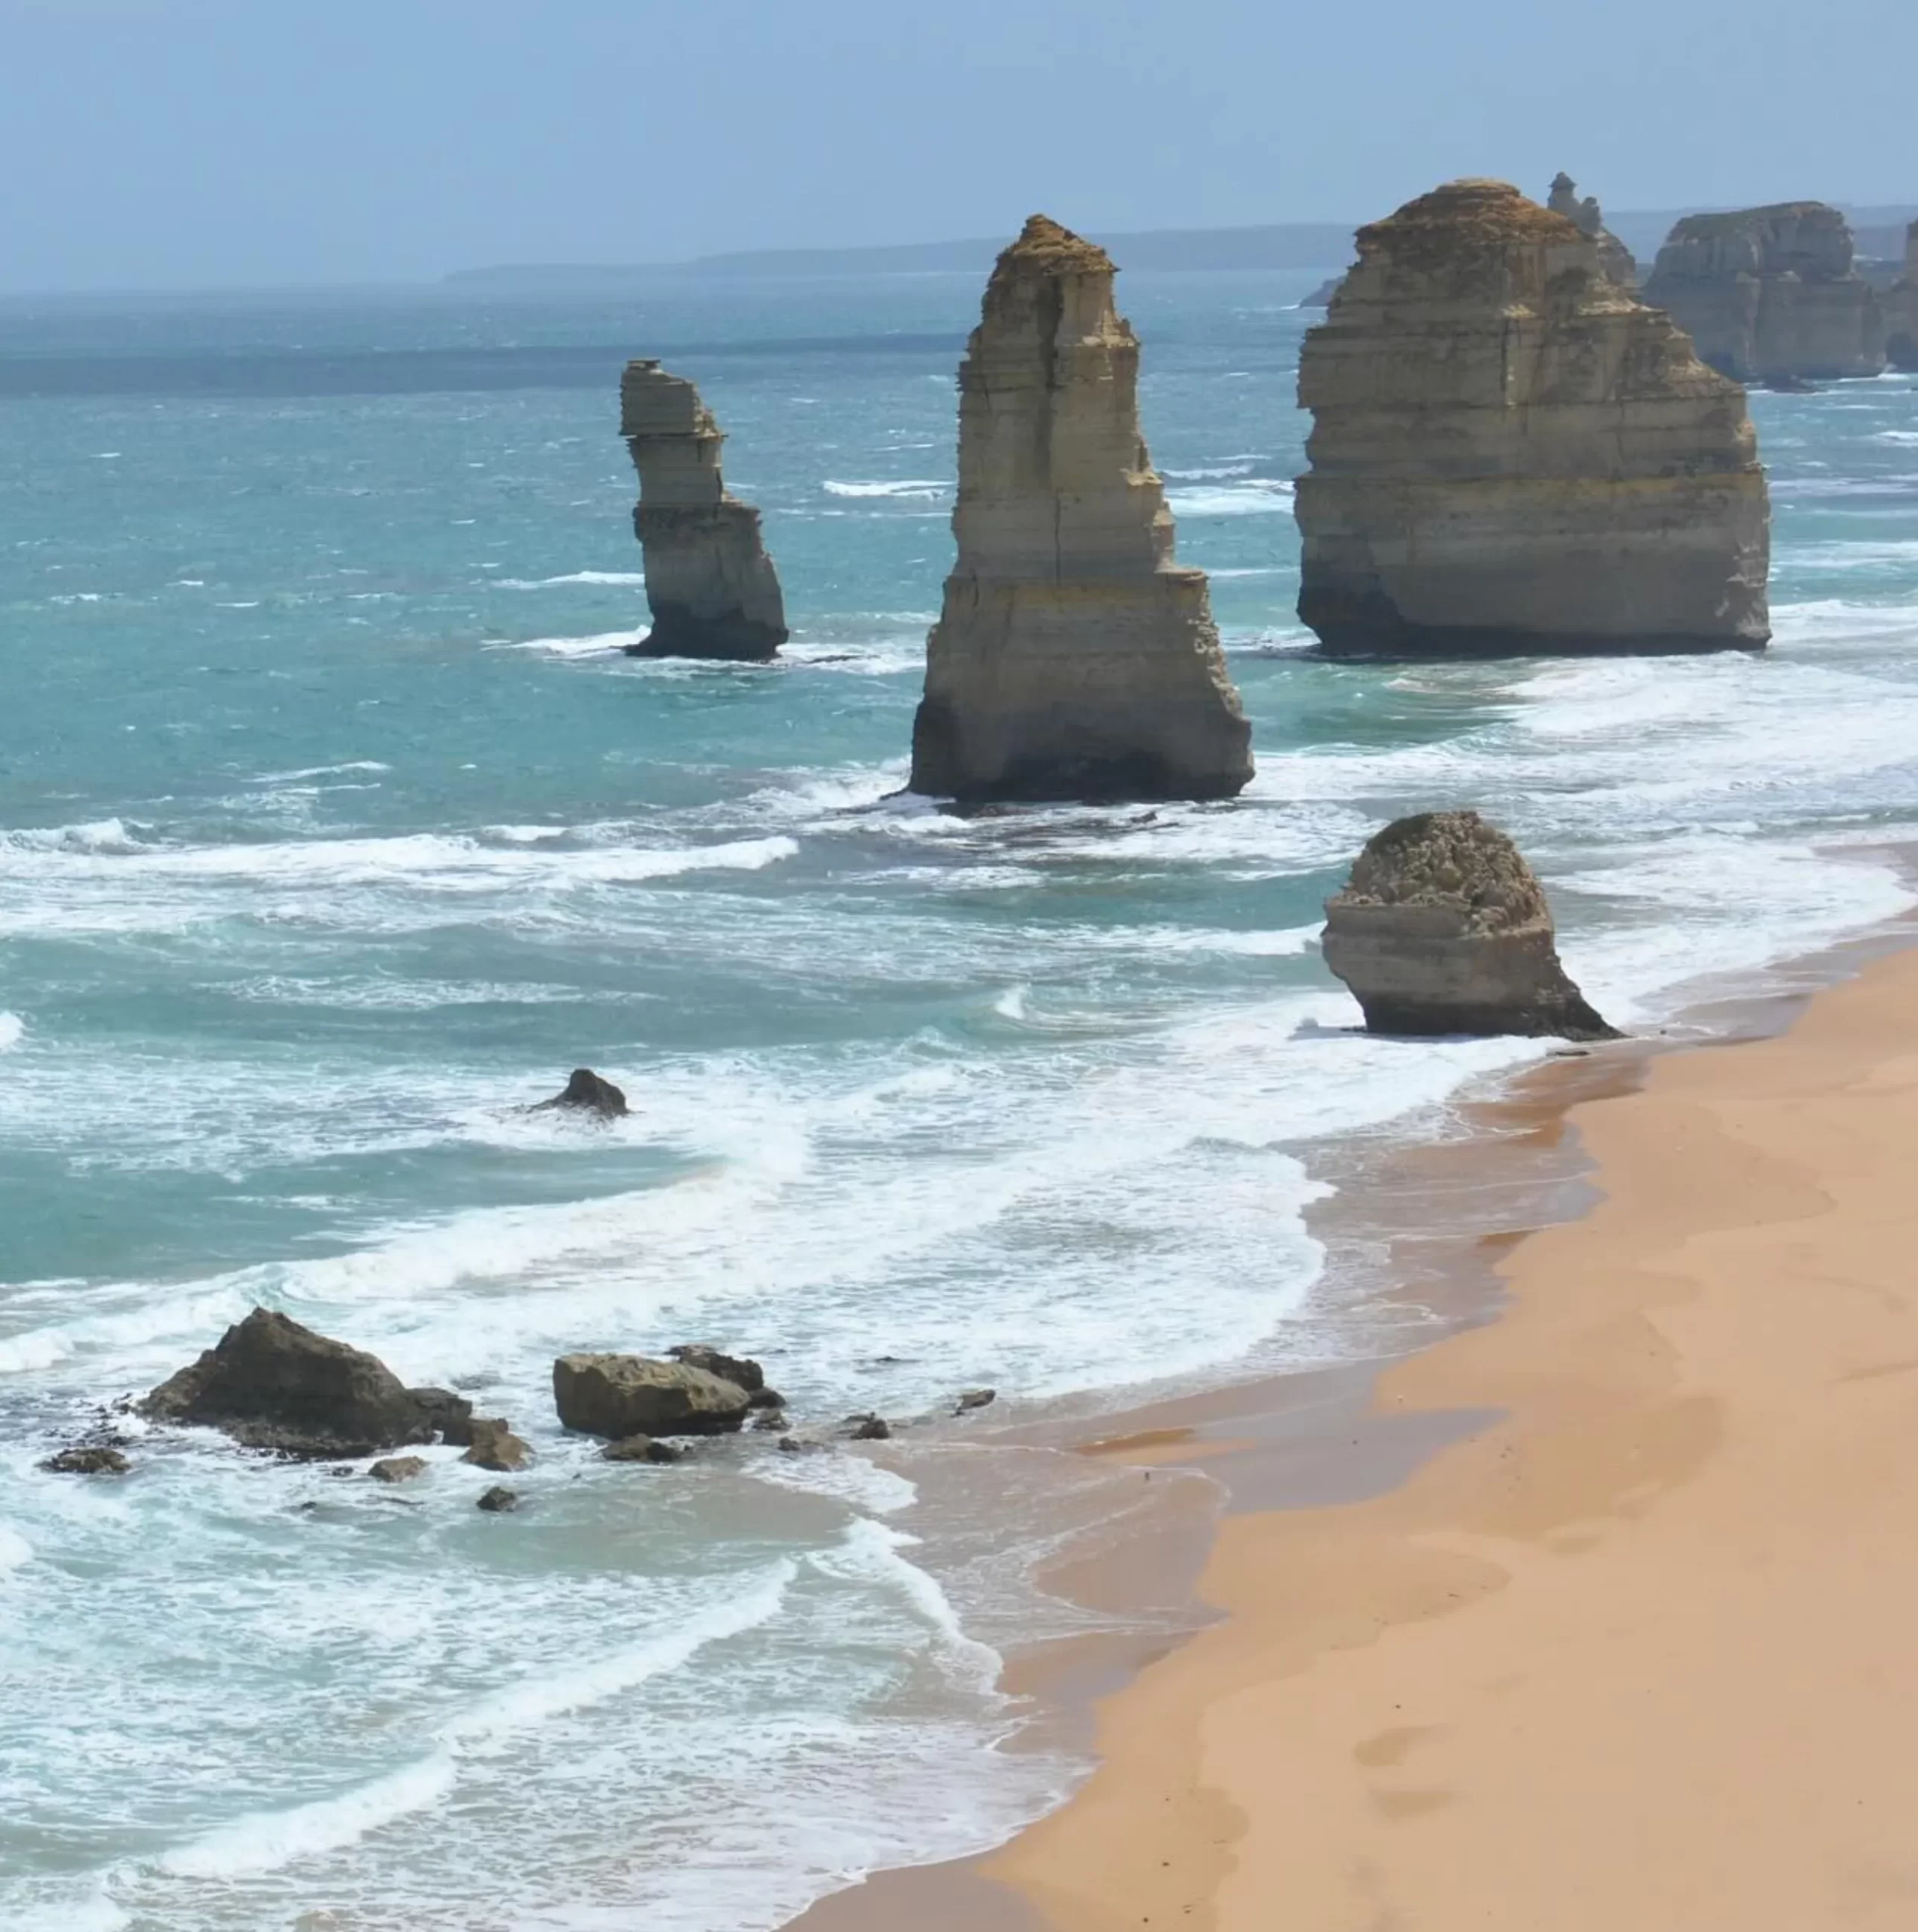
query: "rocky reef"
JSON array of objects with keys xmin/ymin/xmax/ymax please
[
  {"xmin": 1546, "ymin": 172, "xmax": 1636, "ymax": 285},
  {"xmin": 1295, "ymin": 178, "xmax": 1770, "ymax": 658},
  {"xmin": 1322, "ymin": 811, "xmax": 1616, "ymax": 1040},
  {"xmin": 1642, "ymin": 203, "xmax": 1887, "ymax": 383},
  {"xmin": 909, "ymin": 215, "xmax": 1252, "ymax": 804},
  {"xmin": 620, "ymin": 359, "xmax": 788, "ymax": 660},
  {"xmin": 1887, "ymin": 220, "xmax": 1918, "ymax": 371}
]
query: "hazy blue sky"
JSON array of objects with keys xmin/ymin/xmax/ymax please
[{"xmin": 3, "ymin": 0, "xmax": 1913, "ymax": 291}]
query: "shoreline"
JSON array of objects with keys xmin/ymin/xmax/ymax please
[{"xmin": 788, "ymin": 894, "xmax": 1918, "ymax": 1932}]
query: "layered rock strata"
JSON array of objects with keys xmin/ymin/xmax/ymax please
[
  {"xmin": 1322, "ymin": 811, "xmax": 1615, "ymax": 1039},
  {"xmin": 620, "ymin": 360, "xmax": 787, "ymax": 660},
  {"xmin": 1886, "ymin": 220, "xmax": 1918, "ymax": 371},
  {"xmin": 1642, "ymin": 203, "xmax": 1887, "ymax": 382},
  {"xmin": 1296, "ymin": 179, "xmax": 1770, "ymax": 658},
  {"xmin": 909, "ymin": 215, "xmax": 1252, "ymax": 804},
  {"xmin": 1546, "ymin": 172, "xmax": 1636, "ymax": 286}
]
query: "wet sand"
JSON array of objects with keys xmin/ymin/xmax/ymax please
[{"xmin": 984, "ymin": 941, "xmax": 1918, "ymax": 1930}]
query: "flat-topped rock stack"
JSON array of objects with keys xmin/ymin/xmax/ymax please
[
  {"xmin": 620, "ymin": 360, "xmax": 788, "ymax": 661},
  {"xmin": 1641, "ymin": 203, "xmax": 1887, "ymax": 383},
  {"xmin": 1323, "ymin": 811, "xmax": 1617, "ymax": 1040},
  {"xmin": 1295, "ymin": 179, "xmax": 1770, "ymax": 658},
  {"xmin": 909, "ymin": 216, "xmax": 1252, "ymax": 804},
  {"xmin": 1547, "ymin": 171, "xmax": 1636, "ymax": 286},
  {"xmin": 1886, "ymin": 220, "xmax": 1918, "ymax": 371}
]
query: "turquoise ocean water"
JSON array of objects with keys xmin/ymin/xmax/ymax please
[{"xmin": 4, "ymin": 267, "xmax": 1918, "ymax": 1929}]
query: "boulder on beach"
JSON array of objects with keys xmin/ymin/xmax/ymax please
[
  {"xmin": 141, "ymin": 1308, "xmax": 452, "ymax": 1460},
  {"xmin": 1322, "ymin": 811, "xmax": 1618, "ymax": 1041},
  {"xmin": 409, "ymin": 1387, "xmax": 476, "ymax": 1444},
  {"xmin": 368, "ymin": 1456, "xmax": 427, "ymax": 1484},
  {"xmin": 843, "ymin": 1413, "xmax": 892, "ymax": 1441},
  {"xmin": 552, "ymin": 1352, "xmax": 753, "ymax": 1438},
  {"xmin": 667, "ymin": 1343, "xmax": 765, "ymax": 1394},
  {"xmin": 531, "ymin": 1069, "xmax": 629, "ymax": 1119},
  {"xmin": 620, "ymin": 359, "xmax": 788, "ymax": 661},
  {"xmin": 476, "ymin": 1485, "xmax": 519, "ymax": 1513},
  {"xmin": 908, "ymin": 215, "xmax": 1252, "ymax": 804},
  {"xmin": 1295, "ymin": 179, "xmax": 1770, "ymax": 658},
  {"xmin": 600, "ymin": 1434, "xmax": 682, "ymax": 1463}
]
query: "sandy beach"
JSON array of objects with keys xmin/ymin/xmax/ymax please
[{"xmin": 970, "ymin": 942, "xmax": 1918, "ymax": 1930}]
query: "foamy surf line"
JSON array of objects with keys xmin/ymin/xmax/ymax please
[{"xmin": 151, "ymin": 1565, "xmax": 797, "ymax": 1879}]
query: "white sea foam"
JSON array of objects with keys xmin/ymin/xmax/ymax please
[
  {"xmin": 1165, "ymin": 478, "xmax": 1295, "ymax": 517},
  {"xmin": 811, "ymin": 1518, "xmax": 1002, "ymax": 1689},
  {"xmin": 497, "ymin": 569, "xmax": 648, "ymax": 589},
  {"xmin": 251, "ymin": 761, "xmax": 392, "ymax": 783},
  {"xmin": 497, "ymin": 629, "xmax": 638, "ymax": 656},
  {"xmin": 0, "ymin": 1011, "xmax": 22, "ymax": 1051},
  {"xmin": 0, "ymin": 1522, "xmax": 33, "ymax": 1574},
  {"xmin": 821, "ymin": 479, "xmax": 949, "ymax": 500}
]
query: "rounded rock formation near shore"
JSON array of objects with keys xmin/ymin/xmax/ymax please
[
  {"xmin": 1322, "ymin": 811, "xmax": 1616, "ymax": 1041},
  {"xmin": 1642, "ymin": 203, "xmax": 1887, "ymax": 383},
  {"xmin": 909, "ymin": 215, "xmax": 1252, "ymax": 804},
  {"xmin": 620, "ymin": 360, "xmax": 788, "ymax": 661},
  {"xmin": 1295, "ymin": 179, "xmax": 1770, "ymax": 659}
]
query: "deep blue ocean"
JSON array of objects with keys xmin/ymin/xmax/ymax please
[{"xmin": 4, "ymin": 266, "xmax": 1918, "ymax": 1930}]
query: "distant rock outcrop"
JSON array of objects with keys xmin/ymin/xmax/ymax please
[
  {"xmin": 531, "ymin": 1068, "xmax": 629, "ymax": 1119},
  {"xmin": 1322, "ymin": 811, "xmax": 1616, "ymax": 1040},
  {"xmin": 1296, "ymin": 179, "xmax": 1770, "ymax": 657},
  {"xmin": 1887, "ymin": 220, "xmax": 1918, "ymax": 371},
  {"xmin": 1301, "ymin": 274, "xmax": 1345, "ymax": 308},
  {"xmin": 552, "ymin": 1352, "xmax": 753, "ymax": 1438},
  {"xmin": 909, "ymin": 216, "xmax": 1253, "ymax": 804},
  {"xmin": 1546, "ymin": 172, "xmax": 1636, "ymax": 285},
  {"xmin": 1642, "ymin": 203, "xmax": 1887, "ymax": 383},
  {"xmin": 620, "ymin": 359, "xmax": 788, "ymax": 661},
  {"xmin": 142, "ymin": 1309, "xmax": 455, "ymax": 1459}
]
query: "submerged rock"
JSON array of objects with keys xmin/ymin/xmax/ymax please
[
  {"xmin": 476, "ymin": 1485, "xmax": 519, "ymax": 1513},
  {"xmin": 954, "ymin": 1387, "xmax": 997, "ymax": 1414},
  {"xmin": 552, "ymin": 1353, "xmax": 752, "ymax": 1438},
  {"xmin": 600, "ymin": 1434, "xmax": 682, "ymax": 1463},
  {"xmin": 142, "ymin": 1309, "xmax": 442, "ymax": 1460},
  {"xmin": 459, "ymin": 1419, "xmax": 531, "ymax": 1472},
  {"xmin": 667, "ymin": 1343, "xmax": 765, "ymax": 1394},
  {"xmin": 41, "ymin": 1444, "xmax": 131, "ymax": 1476},
  {"xmin": 909, "ymin": 215, "xmax": 1252, "ymax": 804},
  {"xmin": 1296, "ymin": 179, "xmax": 1770, "ymax": 658},
  {"xmin": 620, "ymin": 360, "xmax": 787, "ymax": 661},
  {"xmin": 843, "ymin": 1413, "xmax": 892, "ymax": 1442},
  {"xmin": 1322, "ymin": 811, "xmax": 1616, "ymax": 1040},
  {"xmin": 1887, "ymin": 220, "xmax": 1918, "ymax": 371},
  {"xmin": 531, "ymin": 1068, "xmax": 629, "ymax": 1119},
  {"xmin": 1545, "ymin": 171, "xmax": 1636, "ymax": 285},
  {"xmin": 1642, "ymin": 203, "xmax": 1887, "ymax": 381}
]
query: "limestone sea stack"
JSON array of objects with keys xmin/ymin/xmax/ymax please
[
  {"xmin": 1296, "ymin": 179, "xmax": 1770, "ymax": 658},
  {"xmin": 909, "ymin": 216, "xmax": 1252, "ymax": 804},
  {"xmin": 1641, "ymin": 204, "xmax": 1887, "ymax": 383},
  {"xmin": 620, "ymin": 360, "xmax": 788, "ymax": 660},
  {"xmin": 1886, "ymin": 220, "xmax": 1918, "ymax": 371},
  {"xmin": 1322, "ymin": 811, "xmax": 1616, "ymax": 1040},
  {"xmin": 1546, "ymin": 172, "xmax": 1636, "ymax": 285}
]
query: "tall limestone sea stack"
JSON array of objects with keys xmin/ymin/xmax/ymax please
[
  {"xmin": 909, "ymin": 217, "xmax": 1252, "ymax": 804},
  {"xmin": 1295, "ymin": 179, "xmax": 1770, "ymax": 658},
  {"xmin": 1546, "ymin": 171, "xmax": 1636, "ymax": 286},
  {"xmin": 1641, "ymin": 203, "xmax": 1887, "ymax": 383},
  {"xmin": 1886, "ymin": 220, "xmax": 1918, "ymax": 371},
  {"xmin": 620, "ymin": 359, "xmax": 788, "ymax": 661}
]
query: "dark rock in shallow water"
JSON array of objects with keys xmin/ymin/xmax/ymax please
[
  {"xmin": 843, "ymin": 1413, "xmax": 892, "ymax": 1442},
  {"xmin": 749, "ymin": 1408, "xmax": 789, "ymax": 1432},
  {"xmin": 408, "ymin": 1387, "xmax": 476, "ymax": 1444},
  {"xmin": 667, "ymin": 1343, "xmax": 765, "ymax": 1394},
  {"xmin": 476, "ymin": 1485, "xmax": 519, "ymax": 1512},
  {"xmin": 459, "ymin": 1419, "xmax": 530, "ymax": 1472},
  {"xmin": 1322, "ymin": 811, "xmax": 1617, "ymax": 1041},
  {"xmin": 531, "ymin": 1069, "xmax": 629, "ymax": 1119},
  {"xmin": 368, "ymin": 1456, "xmax": 427, "ymax": 1484},
  {"xmin": 954, "ymin": 1387, "xmax": 997, "ymax": 1414},
  {"xmin": 552, "ymin": 1353, "xmax": 752, "ymax": 1438},
  {"xmin": 600, "ymin": 1434, "xmax": 682, "ymax": 1464},
  {"xmin": 141, "ymin": 1308, "xmax": 441, "ymax": 1460},
  {"xmin": 42, "ymin": 1444, "xmax": 130, "ymax": 1476}
]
